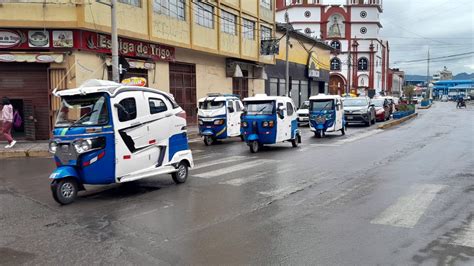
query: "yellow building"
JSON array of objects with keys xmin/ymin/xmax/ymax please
[
  {"xmin": 265, "ymin": 24, "xmax": 332, "ymax": 107},
  {"xmin": 0, "ymin": 0, "xmax": 276, "ymax": 140}
]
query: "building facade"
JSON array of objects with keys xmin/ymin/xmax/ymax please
[
  {"xmin": 265, "ymin": 24, "xmax": 332, "ymax": 107},
  {"xmin": 388, "ymin": 68, "xmax": 404, "ymax": 97},
  {"xmin": 432, "ymin": 66, "xmax": 453, "ymax": 82},
  {"xmin": 275, "ymin": 0, "xmax": 390, "ymax": 96},
  {"xmin": 0, "ymin": 0, "xmax": 276, "ymax": 140}
]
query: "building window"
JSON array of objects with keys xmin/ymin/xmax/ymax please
[
  {"xmin": 330, "ymin": 58, "xmax": 341, "ymax": 71},
  {"xmin": 221, "ymin": 10, "xmax": 236, "ymax": 35},
  {"xmin": 360, "ymin": 27, "xmax": 367, "ymax": 34},
  {"xmin": 330, "ymin": 40, "xmax": 341, "ymax": 50},
  {"xmin": 243, "ymin": 19, "xmax": 255, "ymax": 40},
  {"xmin": 260, "ymin": 0, "xmax": 272, "ymax": 10},
  {"xmin": 118, "ymin": 0, "xmax": 141, "ymax": 7},
  {"xmin": 358, "ymin": 57, "xmax": 369, "ymax": 71},
  {"xmin": 153, "ymin": 0, "xmax": 185, "ymax": 20},
  {"xmin": 261, "ymin": 26, "xmax": 272, "ymax": 41},
  {"xmin": 194, "ymin": 2, "xmax": 214, "ymax": 29}
]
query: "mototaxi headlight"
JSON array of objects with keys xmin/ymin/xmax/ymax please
[
  {"xmin": 198, "ymin": 119, "xmax": 203, "ymax": 125},
  {"xmin": 49, "ymin": 141, "xmax": 58, "ymax": 154},
  {"xmin": 73, "ymin": 139, "xmax": 92, "ymax": 154},
  {"xmin": 242, "ymin": 121, "xmax": 248, "ymax": 128},
  {"xmin": 214, "ymin": 119, "xmax": 225, "ymax": 125},
  {"xmin": 262, "ymin": 121, "xmax": 274, "ymax": 128}
]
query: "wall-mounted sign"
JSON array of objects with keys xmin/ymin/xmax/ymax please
[
  {"xmin": 307, "ymin": 51, "xmax": 320, "ymax": 78},
  {"xmin": 53, "ymin": 30, "xmax": 73, "ymax": 48},
  {"xmin": 80, "ymin": 31, "xmax": 175, "ymax": 61},
  {"xmin": 0, "ymin": 30, "xmax": 23, "ymax": 48},
  {"xmin": 28, "ymin": 30, "xmax": 49, "ymax": 48},
  {"xmin": 0, "ymin": 54, "xmax": 16, "ymax": 62},
  {"xmin": 121, "ymin": 77, "xmax": 147, "ymax": 87},
  {"xmin": 35, "ymin": 54, "xmax": 55, "ymax": 63}
]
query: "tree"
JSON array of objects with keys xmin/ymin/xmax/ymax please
[{"xmin": 403, "ymin": 85, "xmax": 415, "ymax": 102}]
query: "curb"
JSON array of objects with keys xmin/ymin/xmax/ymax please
[
  {"xmin": 0, "ymin": 149, "xmax": 51, "ymax": 159},
  {"xmin": 377, "ymin": 113, "xmax": 418, "ymax": 129},
  {"xmin": 418, "ymin": 104, "xmax": 432, "ymax": 109}
]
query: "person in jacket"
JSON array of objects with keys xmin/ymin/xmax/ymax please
[{"xmin": 2, "ymin": 97, "xmax": 16, "ymax": 148}]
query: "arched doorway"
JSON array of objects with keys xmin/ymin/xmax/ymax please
[{"xmin": 329, "ymin": 74, "xmax": 346, "ymax": 95}]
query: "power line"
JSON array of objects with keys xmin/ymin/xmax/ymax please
[{"xmin": 394, "ymin": 51, "xmax": 474, "ymax": 64}]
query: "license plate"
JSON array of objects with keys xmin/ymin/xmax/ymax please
[{"xmin": 347, "ymin": 116, "xmax": 353, "ymax": 119}]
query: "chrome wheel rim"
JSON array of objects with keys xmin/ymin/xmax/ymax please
[
  {"xmin": 177, "ymin": 165, "xmax": 186, "ymax": 180},
  {"xmin": 61, "ymin": 182, "xmax": 74, "ymax": 198}
]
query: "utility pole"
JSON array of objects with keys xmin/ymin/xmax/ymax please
[
  {"xmin": 96, "ymin": 0, "xmax": 119, "ymax": 82},
  {"xmin": 111, "ymin": 0, "xmax": 119, "ymax": 82},
  {"xmin": 284, "ymin": 10, "xmax": 291, "ymax": 97},
  {"xmin": 426, "ymin": 48, "xmax": 430, "ymax": 99},
  {"xmin": 346, "ymin": 47, "xmax": 351, "ymax": 96}
]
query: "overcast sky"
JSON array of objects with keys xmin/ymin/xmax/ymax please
[{"xmin": 327, "ymin": 0, "xmax": 474, "ymax": 75}]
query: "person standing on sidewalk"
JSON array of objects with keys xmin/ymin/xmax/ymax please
[{"xmin": 1, "ymin": 97, "xmax": 16, "ymax": 148}]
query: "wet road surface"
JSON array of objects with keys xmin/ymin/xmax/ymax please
[{"xmin": 0, "ymin": 102, "xmax": 473, "ymax": 265}]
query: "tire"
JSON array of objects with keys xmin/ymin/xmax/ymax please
[
  {"xmin": 341, "ymin": 125, "xmax": 346, "ymax": 135},
  {"xmin": 172, "ymin": 162, "xmax": 188, "ymax": 184},
  {"xmin": 249, "ymin": 140, "xmax": 260, "ymax": 153},
  {"xmin": 51, "ymin": 178, "xmax": 78, "ymax": 205},
  {"xmin": 240, "ymin": 135, "xmax": 245, "ymax": 142},
  {"xmin": 291, "ymin": 135, "xmax": 299, "ymax": 148},
  {"xmin": 203, "ymin": 135, "xmax": 214, "ymax": 146}
]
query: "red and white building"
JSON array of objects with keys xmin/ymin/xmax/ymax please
[{"xmin": 276, "ymin": 0, "xmax": 391, "ymax": 96}]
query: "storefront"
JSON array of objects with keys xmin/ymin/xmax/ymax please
[
  {"xmin": 265, "ymin": 52, "xmax": 329, "ymax": 108},
  {"xmin": 0, "ymin": 28, "xmax": 175, "ymax": 140}
]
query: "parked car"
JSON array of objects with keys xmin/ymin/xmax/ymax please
[
  {"xmin": 342, "ymin": 97, "xmax": 376, "ymax": 126},
  {"xmin": 296, "ymin": 100, "xmax": 310, "ymax": 126},
  {"xmin": 372, "ymin": 98, "xmax": 391, "ymax": 122}
]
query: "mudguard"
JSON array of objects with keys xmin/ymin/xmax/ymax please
[
  {"xmin": 49, "ymin": 166, "xmax": 80, "ymax": 182},
  {"xmin": 316, "ymin": 124, "xmax": 325, "ymax": 130},
  {"xmin": 246, "ymin": 133, "xmax": 259, "ymax": 141},
  {"xmin": 200, "ymin": 129, "xmax": 214, "ymax": 136}
]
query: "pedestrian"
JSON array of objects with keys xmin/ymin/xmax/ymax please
[{"xmin": 1, "ymin": 97, "xmax": 16, "ymax": 148}]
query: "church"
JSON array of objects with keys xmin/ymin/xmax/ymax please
[{"xmin": 276, "ymin": 0, "xmax": 391, "ymax": 96}]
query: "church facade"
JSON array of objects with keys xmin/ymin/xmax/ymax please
[{"xmin": 276, "ymin": 0, "xmax": 391, "ymax": 96}]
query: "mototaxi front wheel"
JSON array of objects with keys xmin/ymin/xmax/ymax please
[
  {"xmin": 172, "ymin": 162, "xmax": 189, "ymax": 184},
  {"xmin": 249, "ymin": 141, "xmax": 260, "ymax": 153},
  {"xmin": 51, "ymin": 178, "xmax": 78, "ymax": 205}
]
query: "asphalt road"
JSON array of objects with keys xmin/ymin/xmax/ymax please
[{"xmin": 0, "ymin": 102, "xmax": 473, "ymax": 265}]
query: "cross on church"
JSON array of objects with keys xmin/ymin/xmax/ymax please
[
  {"xmin": 331, "ymin": 60, "xmax": 339, "ymax": 70},
  {"xmin": 358, "ymin": 59, "xmax": 368, "ymax": 70}
]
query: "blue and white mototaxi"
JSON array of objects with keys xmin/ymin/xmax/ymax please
[
  {"xmin": 309, "ymin": 94, "xmax": 346, "ymax": 138},
  {"xmin": 241, "ymin": 94, "xmax": 301, "ymax": 153},
  {"xmin": 197, "ymin": 94, "xmax": 244, "ymax": 145},
  {"xmin": 48, "ymin": 79, "xmax": 193, "ymax": 205}
]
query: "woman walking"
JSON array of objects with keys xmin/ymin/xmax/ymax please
[{"xmin": 2, "ymin": 97, "xmax": 16, "ymax": 148}]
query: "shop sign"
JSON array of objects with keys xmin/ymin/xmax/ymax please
[
  {"xmin": 53, "ymin": 30, "xmax": 73, "ymax": 48},
  {"xmin": 307, "ymin": 51, "xmax": 320, "ymax": 78},
  {"xmin": 0, "ymin": 30, "xmax": 23, "ymax": 48},
  {"xmin": 81, "ymin": 31, "xmax": 175, "ymax": 61},
  {"xmin": 36, "ymin": 54, "xmax": 55, "ymax": 63},
  {"xmin": 28, "ymin": 30, "xmax": 50, "ymax": 48},
  {"xmin": 0, "ymin": 54, "xmax": 16, "ymax": 62},
  {"xmin": 122, "ymin": 77, "xmax": 147, "ymax": 87}
]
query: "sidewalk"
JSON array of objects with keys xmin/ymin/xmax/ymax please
[{"xmin": 0, "ymin": 126, "xmax": 201, "ymax": 159}]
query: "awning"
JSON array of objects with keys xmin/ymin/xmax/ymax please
[{"xmin": 0, "ymin": 52, "xmax": 64, "ymax": 63}]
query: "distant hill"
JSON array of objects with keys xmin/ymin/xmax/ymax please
[
  {"xmin": 405, "ymin": 75, "xmax": 430, "ymax": 81},
  {"xmin": 453, "ymin": 72, "xmax": 474, "ymax": 80}
]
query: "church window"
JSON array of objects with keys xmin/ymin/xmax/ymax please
[{"xmin": 330, "ymin": 58, "xmax": 341, "ymax": 71}]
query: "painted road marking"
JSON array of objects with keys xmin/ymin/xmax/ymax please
[
  {"xmin": 258, "ymin": 172, "xmax": 330, "ymax": 200},
  {"xmin": 339, "ymin": 129, "xmax": 383, "ymax": 143},
  {"xmin": 194, "ymin": 159, "xmax": 273, "ymax": 179},
  {"xmin": 193, "ymin": 156, "xmax": 249, "ymax": 170},
  {"xmin": 220, "ymin": 171, "xmax": 269, "ymax": 186},
  {"xmin": 451, "ymin": 219, "xmax": 474, "ymax": 248},
  {"xmin": 309, "ymin": 143, "xmax": 341, "ymax": 147},
  {"xmin": 371, "ymin": 184, "xmax": 446, "ymax": 228}
]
